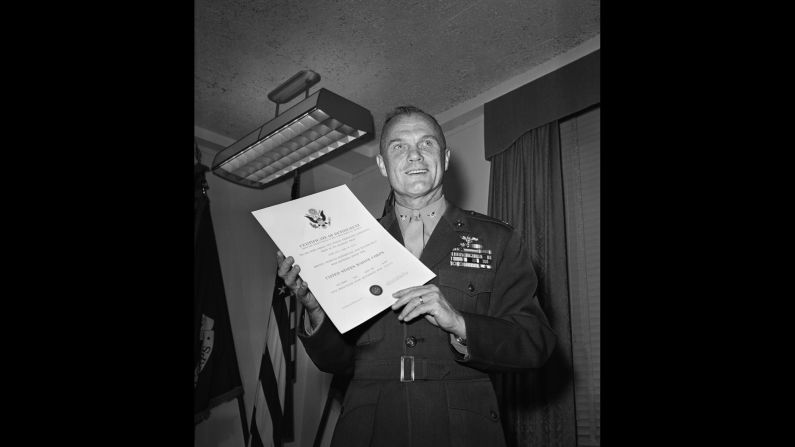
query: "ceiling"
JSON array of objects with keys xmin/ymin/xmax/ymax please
[{"xmin": 195, "ymin": 0, "xmax": 600, "ymax": 161}]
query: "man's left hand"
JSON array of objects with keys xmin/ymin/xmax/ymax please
[{"xmin": 391, "ymin": 285, "xmax": 466, "ymax": 339}]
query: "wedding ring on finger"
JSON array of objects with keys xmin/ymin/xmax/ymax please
[{"xmin": 419, "ymin": 296, "xmax": 424, "ymax": 305}]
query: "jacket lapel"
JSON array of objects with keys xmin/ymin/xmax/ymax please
[
  {"xmin": 379, "ymin": 209, "xmax": 404, "ymax": 245},
  {"xmin": 420, "ymin": 205, "xmax": 465, "ymax": 270}
]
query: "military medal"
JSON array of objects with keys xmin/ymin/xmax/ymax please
[{"xmin": 450, "ymin": 235, "xmax": 492, "ymax": 269}]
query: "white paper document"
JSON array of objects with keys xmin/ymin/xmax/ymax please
[{"xmin": 252, "ymin": 185, "xmax": 436, "ymax": 334}]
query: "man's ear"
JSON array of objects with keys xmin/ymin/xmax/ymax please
[
  {"xmin": 376, "ymin": 154, "xmax": 388, "ymax": 177},
  {"xmin": 444, "ymin": 148, "xmax": 451, "ymax": 171}
]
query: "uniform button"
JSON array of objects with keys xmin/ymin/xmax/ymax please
[
  {"xmin": 467, "ymin": 283, "xmax": 475, "ymax": 292},
  {"xmin": 405, "ymin": 336, "xmax": 417, "ymax": 348},
  {"xmin": 455, "ymin": 220, "xmax": 463, "ymax": 228},
  {"xmin": 490, "ymin": 410, "xmax": 499, "ymax": 421}
]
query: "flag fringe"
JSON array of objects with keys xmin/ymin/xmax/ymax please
[{"xmin": 194, "ymin": 385, "xmax": 245, "ymax": 425}]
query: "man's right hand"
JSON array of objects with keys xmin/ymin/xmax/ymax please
[{"xmin": 276, "ymin": 251, "xmax": 325, "ymax": 328}]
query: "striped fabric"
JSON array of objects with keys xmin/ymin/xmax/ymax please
[{"xmin": 249, "ymin": 273, "xmax": 295, "ymax": 447}]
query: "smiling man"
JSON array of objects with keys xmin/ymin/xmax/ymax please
[
  {"xmin": 376, "ymin": 110, "xmax": 449, "ymax": 209},
  {"xmin": 277, "ymin": 106, "xmax": 556, "ymax": 447}
]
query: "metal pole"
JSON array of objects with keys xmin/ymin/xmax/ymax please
[{"xmin": 237, "ymin": 395, "xmax": 249, "ymax": 447}]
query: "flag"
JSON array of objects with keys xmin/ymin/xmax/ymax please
[
  {"xmin": 312, "ymin": 374, "xmax": 350, "ymax": 447},
  {"xmin": 249, "ymin": 271, "xmax": 296, "ymax": 447},
  {"xmin": 194, "ymin": 164, "xmax": 244, "ymax": 423}
]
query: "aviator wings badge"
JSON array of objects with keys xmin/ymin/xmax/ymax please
[
  {"xmin": 459, "ymin": 235, "xmax": 478, "ymax": 248},
  {"xmin": 451, "ymin": 235, "xmax": 492, "ymax": 269}
]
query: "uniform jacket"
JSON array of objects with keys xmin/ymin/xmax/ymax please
[{"xmin": 299, "ymin": 203, "xmax": 556, "ymax": 447}]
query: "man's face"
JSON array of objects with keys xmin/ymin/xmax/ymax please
[{"xmin": 376, "ymin": 114, "xmax": 450, "ymax": 201}]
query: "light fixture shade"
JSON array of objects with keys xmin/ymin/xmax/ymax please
[{"xmin": 212, "ymin": 88, "xmax": 374, "ymax": 189}]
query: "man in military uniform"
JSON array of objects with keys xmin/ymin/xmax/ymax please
[{"xmin": 276, "ymin": 106, "xmax": 556, "ymax": 447}]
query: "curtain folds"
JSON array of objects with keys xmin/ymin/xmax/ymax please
[{"xmin": 488, "ymin": 122, "xmax": 577, "ymax": 447}]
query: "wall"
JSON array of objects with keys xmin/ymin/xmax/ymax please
[{"xmin": 441, "ymin": 113, "xmax": 489, "ymax": 214}]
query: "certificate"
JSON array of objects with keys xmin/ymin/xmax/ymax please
[{"xmin": 252, "ymin": 185, "xmax": 436, "ymax": 334}]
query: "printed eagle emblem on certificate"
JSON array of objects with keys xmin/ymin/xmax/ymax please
[
  {"xmin": 305, "ymin": 208, "xmax": 331, "ymax": 228},
  {"xmin": 252, "ymin": 185, "xmax": 436, "ymax": 334}
]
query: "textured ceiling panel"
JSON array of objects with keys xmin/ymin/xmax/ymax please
[{"xmin": 195, "ymin": 0, "xmax": 600, "ymax": 156}]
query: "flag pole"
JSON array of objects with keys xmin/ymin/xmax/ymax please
[
  {"xmin": 312, "ymin": 375, "xmax": 349, "ymax": 447},
  {"xmin": 238, "ymin": 394, "xmax": 250, "ymax": 447},
  {"xmin": 290, "ymin": 167, "xmax": 301, "ymax": 344}
]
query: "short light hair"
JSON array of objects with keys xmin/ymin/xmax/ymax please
[{"xmin": 379, "ymin": 106, "xmax": 447, "ymax": 155}]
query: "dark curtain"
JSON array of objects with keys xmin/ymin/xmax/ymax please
[{"xmin": 488, "ymin": 123, "xmax": 577, "ymax": 447}]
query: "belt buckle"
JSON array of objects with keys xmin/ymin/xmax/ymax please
[{"xmin": 400, "ymin": 355, "xmax": 414, "ymax": 382}]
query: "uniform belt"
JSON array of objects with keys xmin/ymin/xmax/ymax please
[{"xmin": 353, "ymin": 356, "xmax": 488, "ymax": 382}]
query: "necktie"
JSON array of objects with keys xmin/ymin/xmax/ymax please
[{"xmin": 404, "ymin": 210, "xmax": 424, "ymax": 258}]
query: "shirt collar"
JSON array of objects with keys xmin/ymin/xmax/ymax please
[{"xmin": 394, "ymin": 195, "xmax": 447, "ymax": 222}]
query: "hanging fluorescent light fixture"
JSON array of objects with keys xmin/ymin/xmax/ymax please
[{"xmin": 212, "ymin": 75, "xmax": 374, "ymax": 189}]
